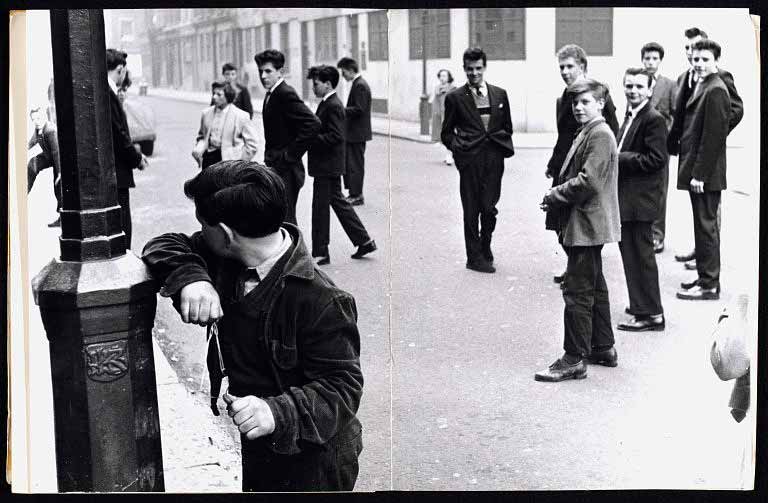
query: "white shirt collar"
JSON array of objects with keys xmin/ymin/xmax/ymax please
[
  {"xmin": 469, "ymin": 81, "xmax": 488, "ymax": 96},
  {"xmin": 321, "ymin": 89, "xmax": 336, "ymax": 102},
  {"xmin": 107, "ymin": 77, "xmax": 118, "ymax": 95},
  {"xmin": 268, "ymin": 78, "xmax": 284, "ymax": 93},
  {"xmin": 252, "ymin": 228, "xmax": 292, "ymax": 280},
  {"xmin": 352, "ymin": 74, "xmax": 361, "ymax": 82},
  {"xmin": 628, "ymin": 99, "xmax": 649, "ymax": 117}
]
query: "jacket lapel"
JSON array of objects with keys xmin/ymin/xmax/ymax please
[
  {"xmin": 461, "ymin": 83, "xmax": 484, "ymax": 128},
  {"xmin": 485, "ymin": 84, "xmax": 496, "ymax": 130},
  {"xmin": 620, "ymin": 102, "xmax": 649, "ymax": 151},
  {"xmin": 686, "ymin": 73, "xmax": 712, "ymax": 109},
  {"xmin": 559, "ymin": 118, "xmax": 604, "ymax": 179}
]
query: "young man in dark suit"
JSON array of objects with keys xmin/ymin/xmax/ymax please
[
  {"xmin": 337, "ymin": 57, "xmax": 372, "ymax": 206},
  {"xmin": 255, "ymin": 49, "xmax": 321, "ymax": 226},
  {"xmin": 222, "ymin": 62, "xmax": 254, "ymax": 119},
  {"xmin": 641, "ymin": 42, "xmax": 677, "ymax": 254},
  {"xmin": 441, "ymin": 47, "xmax": 515, "ymax": 274},
  {"xmin": 667, "ymin": 27, "xmax": 743, "ymax": 267},
  {"xmin": 306, "ymin": 65, "xmax": 377, "ymax": 265},
  {"xmin": 537, "ymin": 79, "xmax": 621, "ymax": 382},
  {"xmin": 674, "ymin": 40, "xmax": 731, "ymax": 301},
  {"xmin": 27, "ymin": 106, "xmax": 62, "ymax": 227},
  {"xmin": 107, "ymin": 48, "xmax": 148, "ymax": 250},
  {"xmin": 545, "ymin": 45, "xmax": 619, "ymax": 284},
  {"xmin": 615, "ymin": 68, "xmax": 669, "ymax": 331}
]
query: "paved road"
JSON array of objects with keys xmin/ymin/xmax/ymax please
[{"xmin": 121, "ymin": 94, "xmax": 754, "ymax": 491}]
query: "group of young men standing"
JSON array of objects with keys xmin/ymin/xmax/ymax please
[
  {"xmin": 437, "ymin": 29, "xmax": 742, "ymax": 383},
  {"xmin": 192, "ymin": 52, "xmax": 377, "ymax": 264}
]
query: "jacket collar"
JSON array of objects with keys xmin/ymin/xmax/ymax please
[
  {"xmin": 461, "ymin": 82, "xmax": 494, "ymax": 127},
  {"xmin": 279, "ymin": 223, "xmax": 316, "ymax": 281},
  {"xmin": 685, "ymin": 71, "xmax": 721, "ymax": 109}
]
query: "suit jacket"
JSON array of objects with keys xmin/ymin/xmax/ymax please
[
  {"xmin": 109, "ymin": 88, "xmax": 142, "ymax": 189},
  {"xmin": 546, "ymin": 87, "xmax": 619, "ymax": 176},
  {"xmin": 344, "ymin": 76, "xmax": 372, "ymax": 143},
  {"xmin": 28, "ymin": 121, "xmax": 59, "ymax": 171},
  {"xmin": 234, "ymin": 83, "xmax": 253, "ymax": 119},
  {"xmin": 194, "ymin": 104, "xmax": 258, "ymax": 165},
  {"xmin": 677, "ymin": 72, "xmax": 730, "ymax": 191},
  {"xmin": 650, "ymin": 74, "xmax": 677, "ymax": 131},
  {"xmin": 262, "ymin": 80, "xmax": 322, "ymax": 188},
  {"xmin": 617, "ymin": 102, "xmax": 669, "ymax": 222},
  {"xmin": 668, "ymin": 68, "xmax": 743, "ymax": 154},
  {"xmin": 308, "ymin": 93, "xmax": 346, "ymax": 177},
  {"xmin": 546, "ymin": 117, "xmax": 621, "ymax": 247},
  {"xmin": 441, "ymin": 83, "xmax": 515, "ymax": 165}
]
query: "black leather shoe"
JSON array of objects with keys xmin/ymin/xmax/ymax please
[
  {"xmin": 585, "ymin": 346, "xmax": 618, "ymax": 367},
  {"xmin": 684, "ymin": 260, "xmax": 697, "ymax": 270},
  {"xmin": 347, "ymin": 195, "xmax": 364, "ymax": 206},
  {"xmin": 675, "ymin": 250, "xmax": 696, "ymax": 262},
  {"xmin": 553, "ymin": 272, "xmax": 566, "ymax": 284},
  {"xmin": 535, "ymin": 358, "xmax": 587, "ymax": 382},
  {"xmin": 624, "ymin": 307, "xmax": 634, "ymax": 315},
  {"xmin": 313, "ymin": 255, "xmax": 330, "ymax": 266},
  {"xmin": 653, "ymin": 240, "xmax": 664, "ymax": 253},
  {"xmin": 351, "ymin": 240, "xmax": 377, "ymax": 259},
  {"xmin": 676, "ymin": 285, "xmax": 719, "ymax": 300},
  {"xmin": 466, "ymin": 258, "xmax": 496, "ymax": 273},
  {"xmin": 47, "ymin": 216, "xmax": 61, "ymax": 228},
  {"xmin": 617, "ymin": 315, "xmax": 665, "ymax": 332}
]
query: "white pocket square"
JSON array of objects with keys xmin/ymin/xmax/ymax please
[{"xmin": 499, "ymin": 103, "xmax": 504, "ymax": 108}]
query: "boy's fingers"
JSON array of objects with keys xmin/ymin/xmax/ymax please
[
  {"xmin": 198, "ymin": 300, "xmax": 211, "ymax": 325},
  {"xmin": 222, "ymin": 391, "xmax": 237, "ymax": 404},
  {"xmin": 188, "ymin": 300, "xmax": 200, "ymax": 323},
  {"xmin": 244, "ymin": 425, "xmax": 270, "ymax": 440},
  {"xmin": 228, "ymin": 396, "xmax": 252, "ymax": 415},
  {"xmin": 180, "ymin": 297, "xmax": 190, "ymax": 323}
]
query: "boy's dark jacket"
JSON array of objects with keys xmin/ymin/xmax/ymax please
[{"xmin": 141, "ymin": 224, "xmax": 363, "ymax": 457}]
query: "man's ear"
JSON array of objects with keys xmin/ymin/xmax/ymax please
[{"xmin": 218, "ymin": 222, "xmax": 235, "ymax": 248}]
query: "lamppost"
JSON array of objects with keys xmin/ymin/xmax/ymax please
[
  {"xmin": 32, "ymin": 9, "xmax": 164, "ymax": 492},
  {"xmin": 418, "ymin": 9, "xmax": 430, "ymax": 136}
]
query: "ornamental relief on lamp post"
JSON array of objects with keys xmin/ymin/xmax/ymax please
[{"xmin": 85, "ymin": 340, "xmax": 129, "ymax": 382}]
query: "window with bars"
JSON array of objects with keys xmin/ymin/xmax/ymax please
[
  {"xmin": 368, "ymin": 10, "xmax": 388, "ymax": 61},
  {"xmin": 409, "ymin": 9, "xmax": 450, "ymax": 59},
  {"xmin": 315, "ymin": 17, "xmax": 338, "ymax": 62},
  {"xmin": 280, "ymin": 23, "xmax": 290, "ymax": 70},
  {"xmin": 555, "ymin": 8, "xmax": 613, "ymax": 56},
  {"xmin": 469, "ymin": 8, "xmax": 525, "ymax": 60}
]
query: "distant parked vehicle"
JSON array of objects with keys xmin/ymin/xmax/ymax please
[{"xmin": 123, "ymin": 97, "xmax": 156, "ymax": 156}]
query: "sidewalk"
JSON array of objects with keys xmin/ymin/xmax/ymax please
[
  {"xmin": 145, "ymin": 86, "xmax": 558, "ymax": 148},
  {"xmin": 22, "ymin": 172, "xmax": 242, "ymax": 492}
]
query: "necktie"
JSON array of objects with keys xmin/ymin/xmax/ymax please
[
  {"xmin": 617, "ymin": 110, "xmax": 632, "ymax": 150},
  {"xmin": 475, "ymin": 87, "xmax": 483, "ymax": 97},
  {"xmin": 262, "ymin": 90, "xmax": 272, "ymax": 113},
  {"xmin": 240, "ymin": 268, "xmax": 261, "ymax": 298}
]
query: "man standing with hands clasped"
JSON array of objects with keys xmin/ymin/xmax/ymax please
[
  {"xmin": 441, "ymin": 47, "xmax": 515, "ymax": 274},
  {"xmin": 536, "ymin": 79, "xmax": 620, "ymax": 382}
]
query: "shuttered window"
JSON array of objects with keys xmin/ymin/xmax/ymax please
[
  {"xmin": 315, "ymin": 17, "xmax": 338, "ymax": 62},
  {"xmin": 555, "ymin": 8, "xmax": 613, "ymax": 56},
  {"xmin": 469, "ymin": 8, "xmax": 526, "ymax": 60},
  {"xmin": 368, "ymin": 10, "xmax": 389, "ymax": 61},
  {"xmin": 409, "ymin": 9, "xmax": 450, "ymax": 59}
]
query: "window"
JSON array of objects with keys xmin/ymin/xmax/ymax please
[
  {"xmin": 368, "ymin": 10, "xmax": 388, "ymax": 61},
  {"xmin": 469, "ymin": 8, "xmax": 525, "ymax": 60},
  {"xmin": 409, "ymin": 9, "xmax": 450, "ymax": 59},
  {"xmin": 280, "ymin": 22, "xmax": 290, "ymax": 70},
  {"xmin": 315, "ymin": 17, "xmax": 337, "ymax": 62},
  {"xmin": 254, "ymin": 26, "xmax": 263, "ymax": 54},
  {"xmin": 555, "ymin": 8, "xmax": 613, "ymax": 56},
  {"xmin": 265, "ymin": 23, "xmax": 272, "ymax": 48}
]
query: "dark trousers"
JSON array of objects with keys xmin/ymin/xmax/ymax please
[
  {"xmin": 27, "ymin": 154, "xmax": 61, "ymax": 210},
  {"xmin": 241, "ymin": 431, "xmax": 362, "ymax": 492},
  {"xmin": 117, "ymin": 187, "xmax": 132, "ymax": 250},
  {"xmin": 201, "ymin": 148, "xmax": 222, "ymax": 169},
  {"xmin": 562, "ymin": 245, "xmax": 615, "ymax": 357},
  {"xmin": 689, "ymin": 191, "xmax": 721, "ymax": 289},
  {"xmin": 457, "ymin": 146, "xmax": 504, "ymax": 262},
  {"xmin": 278, "ymin": 168, "xmax": 301, "ymax": 226},
  {"xmin": 652, "ymin": 157, "xmax": 670, "ymax": 244},
  {"xmin": 619, "ymin": 221, "xmax": 663, "ymax": 316},
  {"xmin": 343, "ymin": 142, "xmax": 366, "ymax": 197},
  {"xmin": 311, "ymin": 176, "xmax": 370, "ymax": 257}
]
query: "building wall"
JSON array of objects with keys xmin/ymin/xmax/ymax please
[{"xmin": 113, "ymin": 8, "xmax": 757, "ymax": 139}]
